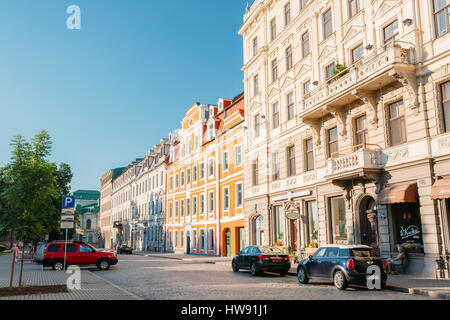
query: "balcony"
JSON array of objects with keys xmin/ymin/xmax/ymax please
[
  {"xmin": 300, "ymin": 42, "xmax": 416, "ymax": 121},
  {"xmin": 325, "ymin": 145, "xmax": 383, "ymax": 182}
]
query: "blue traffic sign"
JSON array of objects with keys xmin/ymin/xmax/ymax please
[{"xmin": 62, "ymin": 196, "xmax": 75, "ymax": 209}]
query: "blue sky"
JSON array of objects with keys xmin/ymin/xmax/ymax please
[{"xmin": 0, "ymin": 0, "xmax": 246, "ymax": 192}]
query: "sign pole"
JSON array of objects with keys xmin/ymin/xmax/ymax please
[{"xmin": 63, "ymin": 228, "xmax": 68, "ymax": 270}]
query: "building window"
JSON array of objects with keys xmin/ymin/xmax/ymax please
[
  {"xmin": 307, "ymin": 200, "xmax": 318, "ymax": 244},
  {"xmin": 302, "ymin": 31, "xmax": 310, "ymax": 58},
  {"xmin": 389, "ymin": 101, "xmax": 407, "ymax": 146},
  {"xmin": 287, "ymin": 92, "xmax": 295, "ymax": 121},
  {"xmin": 351, "ymin": 43, "xmax": 364, "ymax": 64},
  {"xmin": 169, "ymin": 202, "xmax": 173, "ymax": 218},
  {"xmin": 187, "ymin": 198, "xmax": 190, "ymax": 216},
  {"xmin": 169, "ymin": 176, "xmax": 173, "ymax": 190},
  {"xmin": 193, "ymin": 165, "xmax": 197, "ymax": 183},
  {"xmin": 323, "ymin": 8, "xmax": 333, "ymax": 39},
  {"xmin": 181, "ymin": 171, "xmax": 185, "ymax": 187},
  {"xmin": 180, "ymin": 231, "xmax": 184, "ymax": 249},
  {"xmin": 270, "ymin": 18, "xmax": 277, "ymax": 40},
  {"xmin": 208, "ymin": 123, "xmax": 214, "ymax": 140},
  {"xmin": 193, "ymin": 196, "xmax": 197, "ymax": 216},
  {"xmin": 300, "ymin": 0, "xmax": 309, "ymax": 11},
  {"xmin": 272, "ymin": 102, "xmax": 280, "ymax": 129},
  {"xmin": 328, "ymin": 127, "xmax": 339, "ymax": 158},
  {"xmin": 192, "ymin": 230, "xmax": 197, "ymax": 249},
  {"xmin": 223, "ymin": 151, "xmax": 229, "ymax": 171},
  {"xmin": 235, "ymin": 145, "xmax": 242, "ymax": 166},
  {"xmin": 303, "ymin": 81, "xmax": 311, "ymax": 97},
  {"xmin": 272, "ymin": 59, "xmax": 278, "ymax": 82},
  {"xmin": 200, "ymin": 163, "xmax": 205, "ymax": 179},
  {"xmin": 200, "ymin": 194, "xmax": 205, "ymax": 214},
  {"xmin": 208, "ymin": 229, "xmax": 215, "ymax": 251},
  {"xmin": 253, "ymin": 74, "xmax": 259, "ymax": 96},
  {"xmin": 434, "ymin": 0, "xmax": 450, "ymax": 37},
  {"xmin": 330, "ymin": 197, "xmax": 347, "ymax": 243},
  {"xmin": 236, "ymin": 183, "xmax": 243, "ymax": 207},
  {"xmin": 223, "ymin": 188, "xmax": 229, "ymax": 211},
  {"xmin": 169, "ymin": 231, "xmax": 173, "ymax": 248},
  {"xmin": 305, "ymin": 138, "xmax": 314, "ymax": 171},
  {"xmin": 272, "ymin": 152, "xmax": 279, "ymax": 181},
  {"xmin": 285, "ymin": 46, "xmax": 293, "ymax": 70},
  {"xmin": 180, "ymin": 199, "xmax": 184, "ymax": 217},
  {"xmin": 188, "ymin": 139, "xmax": 192, "ymax": 154},
  {"xmin": 175, "ymin": 174, "xmax": 179, "ymax": 188},
  {"xmin": 383, "ymin": 20, "xmax": 399, "ymax": 44},
  {"xmin": 325, "ymin": 62, "xmax": 335, "ymax": 80},
  {"xmin": 287, "ymin": 146, "xmax": 296, "ymax": 177},
  {"xmin": 254, "ymin": 114, "xmax": 261, "ymax": 138},
  {"xmin": 200, "ymin": 229, "xmax": 205, "ymax": 250},
  {"xmin": 274, "ymin": 206, "xmax": 285, "ymax": 243},
  {"xmin": 284, "ymin": 2, "xmax": 291, "ymax": 26},
  {"xmin": 252, "ymin": 159, "xmax": 259, "ymax": 186},
  {"xmin": 182, "ymin": 144, "xmax": 186, "ymax": 158},
  {"xmin": 208, "ymin": 158, "xmax": 214, "ymax": 177},
  {"xmin": 252, "ymin": 37, "xmax": 258, "ymax": 57},
  {"xmin": 194, "ymin": 136, "xmax": 199, "ymax": 150},
  {"xmin": 348, "ymin": 0, "xmax": 360, "ymax": 19},
  {"xmin": 355, "ymin": 114, "xmax": 368, "ymax": 147},
  {"xmin": 209, "ymin": 191, "xmax": 214, "ymax": 213},
  {"xmin": 442, "ymin": 81, "xmax": 450, "ymax": 132},
  {"xmin": 175, "ymin": 201, "xmax": 179, "ymax": 217}
]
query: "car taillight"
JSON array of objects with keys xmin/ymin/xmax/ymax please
[
  {"xmin": 285, "ymin": 255, "xmax": 290, "ymax": 261},
  {"xmin": 382, "ymin": 259, "xmax": 386, "ymax": 270},
  {"xmin": 347, "ymin": 258, "xmax": 354, "ymax": 270},
  {"xmin": 258, "ymin": 255, "xmax": 269, "ymax": 261}
]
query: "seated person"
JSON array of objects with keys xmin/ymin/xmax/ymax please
[{"xmin": 387, "ymin": 244, "xmax": 406, "ymax": 275}]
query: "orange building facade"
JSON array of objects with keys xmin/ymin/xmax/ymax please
[{"xmin": 165, "ymin": 93, "xmax": 245, "ymax": 257}]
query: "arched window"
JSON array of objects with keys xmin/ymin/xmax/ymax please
[{"xmin": 86, "ymin": 219, "xmax": 92, "ymax": 230}]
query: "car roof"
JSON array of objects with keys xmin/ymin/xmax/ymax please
[{"xmin": 319, "ymin": 244, "xmax": 374, "ymax": 249}]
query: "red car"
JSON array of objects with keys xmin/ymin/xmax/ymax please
[{"xmin": 43, "ymin": 241, "xmax": 118, "ymax": 271}]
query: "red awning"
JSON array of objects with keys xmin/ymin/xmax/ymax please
[
  {"xmin": 378, "ymin": 183, "xmax": 418, "ymax": 205},
  {"xmin": 431, "ymin": 178, "xmax": 450, "ymax": 200}
]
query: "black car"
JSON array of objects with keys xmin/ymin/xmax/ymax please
[
  {"xmin": 232, "ymin": 246, "xmax": 291, "ymax": 276},
  {"xmin": 117, "ymin": 245, "xmax": 133, "ymax": 255},
  {"xmin": 296, "ymin": 245, "xmax": 387, "ymax": 290}
]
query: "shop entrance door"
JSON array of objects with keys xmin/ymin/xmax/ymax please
[
  {"xmin": 290, "ymin": 220, "xmax": 298, "ymax": 251},
  {"xmin": 359, "ymin": 197, "xmax": 379, "ymax": 248},
  {"xmin": 186, "ymin": 231, "xmax": 191, "ymax": 255},
  {"xmin": 225, "ymin": 230, "xmax": 231, "ymax": 257}
]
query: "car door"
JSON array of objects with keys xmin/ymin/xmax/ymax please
[
  {"xmin": 322, "ymin": 247, "xmax": 340, "ymax": 279},
  {"xmin": 307, "ymin": 247, "xmax": 327, "ymax": 278},
  {"xmin": 62, "ymin": 244, "xmax": 78, "ymax": 265},
  {"xmin": 78, "ymin": 244, "xmax": 98, "ymax": 265},
  {"xmin": 238, "ymin": 247, "xmax": 250, "ymax": 269}
]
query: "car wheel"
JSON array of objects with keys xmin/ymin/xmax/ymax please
[
  {"xmin": 334, "ymin": 271, "xmax": 348, "ymax": 290},
  {"xmin": 250, "ymin": 263, "xmax": 260, "ymax": 276},
  {"xmin": 297, "ymin": 267, "xmax": 309, "ymax": 284},
  {"xmin": 232, "ymin": 259, "xmax": 239, "ymax": 272},
  {"xmin": 97, "ymin": 259, "xmax": 111, "ymax": 271},
  {"xmin": 52, "ymin": 260, "xmax": 65, "ymax": 271}
]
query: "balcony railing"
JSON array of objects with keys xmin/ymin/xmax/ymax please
[
  {"xmin": 304, "ymin": 43, "xmax": 414, "ymax": 111},
  {"xmin": 326, "ymin": 144, "xmax": 383, "ymax": 177}
]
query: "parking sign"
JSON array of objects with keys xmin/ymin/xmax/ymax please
[{"xmin": 62, "ymin": 196, "xmax": 75, "ymax": 209}]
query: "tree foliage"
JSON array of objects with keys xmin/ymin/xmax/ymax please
[{"xmin": 0, "ymin": 130, "xmax": 73, "ymax": 243}]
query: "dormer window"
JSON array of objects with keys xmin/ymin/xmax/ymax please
[
  {"xmin": 218, "ymin": 100, "xmax": 224, "ymax": 112},
  {"xmin": 208, "ymin": 123, "xmax": 214, "ymax": 140}
]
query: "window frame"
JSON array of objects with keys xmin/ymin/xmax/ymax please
[
  {"xmin": 305, "ymin": 138, "xmax": 315, "ymax": 172},
  {"xmin": 287, "ymin": 145, "xmax": 296, "ymax": 177},
  {"xmin": 434, "ymin": 0, "xmax": 450, "ymax": 37},
  {"xmin": 389, "ymin": 100, "xmax": 407, "ymax": 146},
  {"xmin": 323, "ymin": 8, "xmax": 333, "ymax": 39}
]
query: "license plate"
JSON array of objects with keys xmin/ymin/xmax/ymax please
[{"xmin": 272, "ymin": 259, "xmax": 282, "ymax": 262}]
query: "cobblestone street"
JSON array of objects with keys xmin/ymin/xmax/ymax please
[{"xmin": 93, "ymin": 254, "xmax": 436, "ymax": 300}]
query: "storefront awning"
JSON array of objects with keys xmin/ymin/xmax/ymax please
[
  {"xmin": 378, "ymin": 183, "xmax": 418, "ymax": 205},
  {"xmin": 431, "ymin": 178, "xmax": 450, "ymax": 200}
]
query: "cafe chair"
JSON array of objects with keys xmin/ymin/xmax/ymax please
[{"xmin": 435, "ymin": 259, "xmax": 449, "ymax": 280}]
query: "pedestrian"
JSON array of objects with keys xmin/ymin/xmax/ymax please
[
  {"xmin": 11, "ymin": 244, "xmax": 19, "ymax": 263},
  {"xmin": 387, "ymin": 244, "xmax": 406, "ymax": 275}
]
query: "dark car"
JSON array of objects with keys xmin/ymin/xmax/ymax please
[
  {"xmin": 118, "ymin": 245, "xmax": 133, "ymax": 255},
  {"xmin": 296, "ymin": 245, "xmax": 387, "ymax": 290},
  {"xmin": 232, "ymin": 246, "xmax": 291, "ymax": 276},
  {"xmin": 33, "ymin": 242, "xmax": 48, "ymax": 263}
]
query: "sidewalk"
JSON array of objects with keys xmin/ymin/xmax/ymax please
[
  {"xmin": 0, "ymin": 253, "xmax": 139, "ymax": 300},
  {"xmin": 287, "ymin": 263, "xmax": 450, "ymax": 299}
]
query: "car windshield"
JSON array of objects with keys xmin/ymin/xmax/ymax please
[
  {"xmin": 258, "ymin": 247, "xmax": 284, "ymax": 254},
  {"xmin": 351, "ymin": 248, "xmax": 378, "ymax": 258}
]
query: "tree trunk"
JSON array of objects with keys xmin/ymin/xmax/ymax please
[
  {"xmin": 18, "ymin": 243, "xmax": 25, "ymax": 287},
  {"xmin": 9, "ymin": 249, "xmax": 16, "ymax": 288}
]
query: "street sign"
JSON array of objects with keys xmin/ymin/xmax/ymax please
[
  {"xmin": 61, "ymin": 215, "xmax": 75, "ymax": 222},
  {"xmin": 62, "ymin": 208, "xmax": 75, "ymax": 214},
  {"xmin": 62, "ymin": 196, "xmax": 75, "ymax": 209},
  {"xmin": 61, "ymin": 221, "xmax": 74, "ymax": 229}
]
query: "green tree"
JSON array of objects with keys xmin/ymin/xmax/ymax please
[{"xmin": 0, "ymin": 130, "xmax": 73, "ymax": 286}]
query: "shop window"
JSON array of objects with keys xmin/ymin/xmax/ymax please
[
  {"xmin": 307, "ymin": 200, "xmax": 318, "ymax": 245},
  {"xmin": 442, "ymin": 81, "xmax": 450, "ymax": 132},
  {"xmin": 391, "ymin": 203, "xmax": 424, "ymax": 253},
  {"xmin": 330, "ymin": 197, "xmax": 347, "ymax": 243},
  {"xmin": 273, "ymin": 206, "xmax": 285, "ymax": 244}
]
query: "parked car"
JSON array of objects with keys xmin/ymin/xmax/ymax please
[
  {"xmin": 33, "ymin": 242, "xmax": 48, "ymax": 263},
  {"xmin": 232, "ymin": 246, "xmax": 291, "ymax": 276},
  {"xmin": 43, "ymin": 241, "xmax": 118, "ymax": 271},
  {"xmin": 296, "ymin": 245, "xmax": 387, "ymax": 290},
  {"xmin": 117, "ymin": 245, "xmax": 133, "ymax": 255}
]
